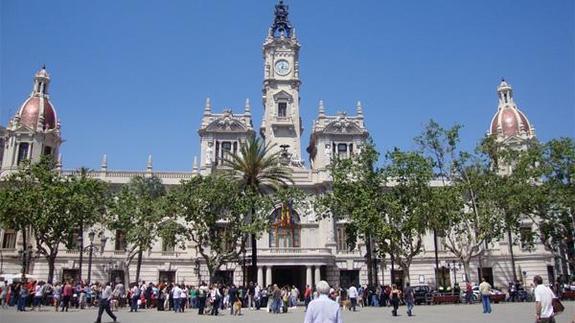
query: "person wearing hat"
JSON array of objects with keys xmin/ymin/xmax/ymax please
[{"xmin": 304, "ymin": 281, "xmax": 343, "ymax": 323}]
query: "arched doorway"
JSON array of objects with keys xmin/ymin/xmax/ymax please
[{"xmin": 269, "ymin": 203, "xmax": 301, "ymax": 248}]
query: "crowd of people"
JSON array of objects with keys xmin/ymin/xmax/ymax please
[
  {"xmin": 0, "ymin": 276, "xmax": 571, "ymax": 323},
  {"xmin": 0, "ymin": 279, "xmax": 313, "ymax": 315}
]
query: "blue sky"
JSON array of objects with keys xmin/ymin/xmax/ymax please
[{"xmin": 1, "ymin": 0, "xmax": 573, "ymax": 171}]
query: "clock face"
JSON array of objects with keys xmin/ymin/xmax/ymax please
[{"xmin": 275, "ymin": 60, "xmax": 290, "ymax": 76}]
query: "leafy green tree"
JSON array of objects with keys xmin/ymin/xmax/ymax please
[
  {"xmin": 0, "ymin": 161, "xmax": 37, "ymax": 278},
  {"xmin": 381, "ymin": 148, "xmax": 435, "ymax": 285},
  {"xmin": 480, "ymin": 136, "xmax": 543, "ymax": 282},
  {"xmin": 167, "ymin": 175, "xmax": 266, "ymax": 283},
  {"xmin": 67, "ymin": 167, "xmax": 109, "ymax": 282},
  {"xmin": 317, "ymin": 139, "xmax": 387, "ymax": 286},
  {"xmin": 535, "ymin": 138, "xmax": 575, "ymax": 278},
  {"xmin": 223, "ymin": 136, "xmax": 292, "ymax": 281},
  {"xmin": 416, "ymin": 121, "xmax": 502, "ymax": 282},
  {"xmin": 0, "ymin": 157, "xmax": 108, "ymax": 283},
  {"xmin": 109, "ymin": 175, "xmax": 166, "ymax": 283}
]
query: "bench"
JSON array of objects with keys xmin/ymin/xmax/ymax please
[
  {"xmin": 562, "ymin": 290, "xmax": 575, "ymax": 300},
  {"xmin": 432, "ymin": 294, "xmax": 460, "ymax": 304},
  {"xmin": 489, "ymin": 294, "xmax": 506, "ymax": 303}
]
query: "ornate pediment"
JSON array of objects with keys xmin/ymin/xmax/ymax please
[
  {"xmin": 205, "ymin": 110, "xmax": 248, "ymax": 133},
  {"xmin": 272, "ymin": 90, "xmax": 293, "ymax": 102},
  {"xmin": 324, "ymin": 113, "xmax": 363, "ymax": 135}
]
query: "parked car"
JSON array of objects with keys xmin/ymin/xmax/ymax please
[{"xmin": 413, "ymin": 285, "xmax": 433, "ymax": 305}]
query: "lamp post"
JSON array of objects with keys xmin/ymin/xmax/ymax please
[
  {"xmin": 81, "ymin": 232, "xmax": 107, "ymax": 285},
  {"xmin": 86, "ymin": 231, "xmax": 95, "ymax": 284},
  {"xmin": 446, "ymin": 260, "xmax": 462, "ymax": 287}
]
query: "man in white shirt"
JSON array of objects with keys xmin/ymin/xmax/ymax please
[
  {"xmin": 172, "ymin": 284, "xmax": 182, "ymax": 313},
  {"xmin": 95, "ymin": 283, "xmax": 117, "ymax": 323},
  {"xmin": 348, "ymin": 284, "xmax": 358, "ymax": 312},
  {"xmin": 304, "ymin": 280, "xmax": 343, "ymax": 323},
  {"xmin": 533, "ymin": 275, "xmax": 556, "ymax": 323}
]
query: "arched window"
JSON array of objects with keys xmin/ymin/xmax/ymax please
[{"xmin": 269, "ymin": 204, "xmax": 300, "ymax": 248}]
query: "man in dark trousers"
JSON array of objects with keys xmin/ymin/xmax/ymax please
[
  {"xmin": 404, "ymin": 282, "xmax": 415, "ymax": 316},
  {"xmin": 95, "ymin": 282, "xmax": 117, "ymax": 323},
  {"xmin": 228, "ymin": 284, "xmax": 238, "ymax": 315}
]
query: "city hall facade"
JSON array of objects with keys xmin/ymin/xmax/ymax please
[{"xmin": 0, "ymin": 2, "xmax": 554, "ymax": 290}]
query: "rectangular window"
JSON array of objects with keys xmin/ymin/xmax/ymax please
[
  {"xmin": 520, "ymin": 226, "xmax": 533, "ymax": 250},
  {"xmin": 221, "ymin": 141, "xmax": 232, "ymax": 162},
  {"xmin": 17, "ymin": 143, "xmax": 29, "ymax": 164},
  {"xmin": 115, "ymin": 230, "xmax": 127, "ymax": 251},
  {"xmin": 69, "ymin": 228, "xmax": 82, "ymax": 251},
  {"xmin": 1, "ymin": 230, "xmax": 17, "ymax": 249},
  {"xmin": 162, "ymin": 238, "xmax": 175, "ymax": 253},
  {"xmin": 43, "ymin": 146, "xmax": 52, "ymax": 156},
  {"xmin": 435, "ymin": 234, "xmax": 445, "ymax": 252},
  {"xmin": 337, "ymin": 143, "xmax": 348, "ymax": 158},
  {"xmin": 336, "ymin": 225, "xmax": 355, "ymax": 252},
  {"xmin": 278, "ymin": 102, "xmax": 287, "ymax": 117}
]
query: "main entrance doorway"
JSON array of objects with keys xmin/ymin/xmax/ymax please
[
  {"xmin": 272, "ymin": 266, "xmax": 305, "ymax": 299},
  {"xmin": 340, "ymin": 270, "xmax": 359, "ymax": 288}
]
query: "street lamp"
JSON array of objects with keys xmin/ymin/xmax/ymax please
[
  {"xmin": 80, "ymin": 231, "xmax": 107, "ymax": 285},
  {"xmin": 86, "ymin": 231, "xmax": 95, "ymax": 284},
  {"xmin": 445, "ymin": 260, "xmax": 462, "ymax": 287}
]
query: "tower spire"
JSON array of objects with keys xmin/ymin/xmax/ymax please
[
  {"xmin": 318, "ymin": 99, "xmax": 325, "ymax": 117},
  {"xmin": 204, "ymin": 97, "xmax": 212, "ymax": 114},
  {"xmin": 497, "ymin": 78, "xmax": 514, "ymax": 108},
  {"xmin": 101, "ymin": 154, "xmax": 108, "ymax": 172},
  {"xmin": 356, "ymin": 100, "xmax": 363, "ymax": 117},
  {"xmin": 32, "ymin": 65, "xmax": 50, "ymax": 96},
  {"xmin": 271, "ymin": 0, "xmax": 293, "ymax": 38},
  {"xmin": 244, "ymin": 98, "xmax": 251, "ymax": 114}
]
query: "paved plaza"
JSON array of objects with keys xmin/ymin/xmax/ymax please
[{"xmin": 1, "ymin": 302, "xmax": 574, "ymax": 323}]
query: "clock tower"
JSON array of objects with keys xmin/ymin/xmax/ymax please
[{"xmin": 260, "ymin": 1, "xmax": 304, "ymax": 166}]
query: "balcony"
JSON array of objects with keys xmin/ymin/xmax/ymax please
[
  {"xmin": 255, "ymin": 248, "xmax": 332, "ymax": 256},
  {"xmin": 270, "ymin": 116, "xmax": 294, "ymax": 127}
]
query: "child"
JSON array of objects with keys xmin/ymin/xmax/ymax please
[{"xmin": 233, "ymin": 298, "xmax": 242, "ymax": 316}]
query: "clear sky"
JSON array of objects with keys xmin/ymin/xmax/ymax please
[{"xmin": 1, "ymin": 0, "xmax": 573, "ymax": 171}]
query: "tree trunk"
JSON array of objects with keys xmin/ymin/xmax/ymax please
[
  {"xmin": 433, "ymin": 230, "xmax": 439, "ymax": 272},
  {"xmin": 462, "ymin": 259, "xmax": 471, "ymax": 283},
  {"xmin": 478, "ymin": 254, "xmax": 483, "ymax": 282},
  {"xmin": 365, "ymin": 235, "xmax": 374, "ymax": 287},
  {"xmin": 21, "ymin": 228, "xmax": 28, "ymax": 281},
  {"xmin": 135, "ymin": 249, "xmax": 143, "ymax": 283},
  {"xmin": 401, "ymin": 264, "xmax": 411, "ymax": 288},
  {"xmin": 78, "ymin": 225, "xmax": 84, "ymax": 282},
  {"xmin": 47, "ymin": 255, "xmax": 56, "ymax": 284},
  {"xmin": 124, "ymin": 262, "xmax": 131, "ymax": 286},
  {"xmin": 250, "ymin": 233, "xmax": 257, "ymax": 284},
  {"xmin": 507, "ymin": 228, "xmax": 517, "ymax": 282}
]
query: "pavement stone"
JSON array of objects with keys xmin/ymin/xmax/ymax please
[{"xmin": 0, "ymin": 302, "xmax": 574, "ymax": 323}]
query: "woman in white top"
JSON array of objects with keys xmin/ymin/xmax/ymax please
[{"xmin": 180, "ymin": 286, "xmax": 188, "ymax": 312}]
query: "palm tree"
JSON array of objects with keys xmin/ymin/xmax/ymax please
[{"xmin": 223, "ymin": 136, "xmax": 293, "ymax": 283}]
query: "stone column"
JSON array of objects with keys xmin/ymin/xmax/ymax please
[
  {"xmin": 257, "ymin": 266, "xmax": 264, "ymax": 287},
  {"xmin": 314, "ymin": 266, "xmax": 321, "ymax": 286},
  {"xmin": 306, "ymin": 266, "xmax": 313, "ymax": 287},
  {"xmin": 266, "ymin": 266, "xmax": 273, "ymax": 286}
]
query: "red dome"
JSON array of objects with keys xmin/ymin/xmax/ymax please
[
  {"xmin": 19, "ymin": 96, "xmax": 57, "ymax": 130},
  {"xmin": 490, "ymin": 107, "xmax": 532, "ymax": 138}
]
